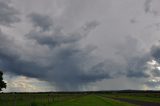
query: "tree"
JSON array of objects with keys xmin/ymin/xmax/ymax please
[{"xmin": 0, "ymin": 71, "xmax": 6, "ymax": 91}]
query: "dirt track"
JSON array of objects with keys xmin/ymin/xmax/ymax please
[{"xmin": 111, "ymin": 97, "xmax": 160, "ymax": 106}]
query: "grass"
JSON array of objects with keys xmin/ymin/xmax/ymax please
[
  {"xmin": 0, "ymin": 93, "xmax": 82, "ymax": 106},
  {"xmin": 0, "ymin": 92, "xmax": 160, "ymax": 106},
  {"xmin": 102, "ymin": 93, "xmax": 160, "ymax": 103},
  {"xmin": 49, "ymin": 95, "xmax": 136, "ymax": 106}
]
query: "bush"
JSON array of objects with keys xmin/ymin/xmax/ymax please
[{"xmin": 31, "ymin": 102, "xmax": 38, "ymax": 106}]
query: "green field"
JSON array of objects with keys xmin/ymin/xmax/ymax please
[
  {"xmin": 50, "ymin": 95, "xmax": 136, "ymax": 106},
  {"xmin": 0, "ymin": 92, "xmax": 160, "ymax": 106},
  {"xmin": 101, "ymin": 92, "xmax": 160, "ymax": 103}
]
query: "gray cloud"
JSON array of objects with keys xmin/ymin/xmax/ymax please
[
  {"xmin": 115, "ymin": 36, "xmax": 151, "ymax": 78},
  {"xmin": 144, "ymin": 0, "xmax": 152, "ymax": 13},
  {"xmin": 127, "ymin": 70, "xmax": 149, "ymax": 78},
  {"xmin": 28, "ymin": 13, "xmax": 53, "ymax": 31},
  {"xmin": 151, "ymin": 68, "xmax": 160, "ymax": 77},
  {"xmin": 150, "ymin": 44, "xmax": 160, "ymax": 62},
  {"xmin": 0, "ymin": 1, "xmax": 20, "ymax": 26},
  {"xmin": 145, "ymin": 79, "xmax": 160, "ymax": 88},
  {"xmin": 144, "ymin": 0, "xmax": 160, "ymax": 16},
  {"xmin": 0, "ymin": 13, "xmax": 111, "ymax": 90},
  {"xmin": 1, "ymin": 0, "xmax": 160, "ymax": 91},
  {"xmin": 27, "ymin": 15, "xmax": 99, "ymax": 47},
  {"xmin": 126, "ymin": 55, "xmax": 151, "ymax": 78},
  {"xmin": 0, "ymin": 20, "xmax": 158, "ymax": 90}
]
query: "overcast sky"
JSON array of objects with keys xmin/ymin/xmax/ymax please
[{"xmin": 1, "ymin": 0, "xmax": 160, "ymax": 92}]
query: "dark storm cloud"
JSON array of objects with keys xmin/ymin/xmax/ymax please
[
  {"xmin": 28, "ymin": 13, "xmax": 53, "ymax": 31},
  {"xmin": 0, "ymin": 21, "xmax": 158, "ymax": 90},
  {"xmin": 47, "ymin": 48, "xmax": 111, "ymax": 90},
  {"xmin": 1, "ymin": 0, "xmax": 160, "ymax": 90},
  {"xmin": 2, "ymin": 30, "xmax": 154, "ymax": 90},
  {"xmin": 0, "ymin": 13, "xmax": 111, "ymax": 90},
  {"xmin": 0, "ymin": 1, "xmax": 20, "ymax": 26}
]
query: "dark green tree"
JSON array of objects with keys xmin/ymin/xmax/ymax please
[{"xmin": 0, "ymin": 71, "xmax": 6, "ymax": 91}]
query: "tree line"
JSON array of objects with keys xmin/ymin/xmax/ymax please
[{"xmin": 0, "ymin": 70, "xmax": 6, "ymax": 91}]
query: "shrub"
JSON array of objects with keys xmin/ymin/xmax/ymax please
[{"xmin": 30, "ymin": 102, "xmax": 38, "ymax": 106}]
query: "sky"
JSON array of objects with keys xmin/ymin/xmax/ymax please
[{"xmin": 0, "ymin": 0, "xmax": 160, "ymax": 92}]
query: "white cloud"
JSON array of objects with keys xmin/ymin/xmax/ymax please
[{"xmin": 4, "ymin": 74, "xmax": 55, "ymax": 92}]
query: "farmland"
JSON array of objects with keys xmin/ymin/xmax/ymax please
[{"xmin": 0, "ymin": 91, "xmax": 160, "ymax": 106}]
